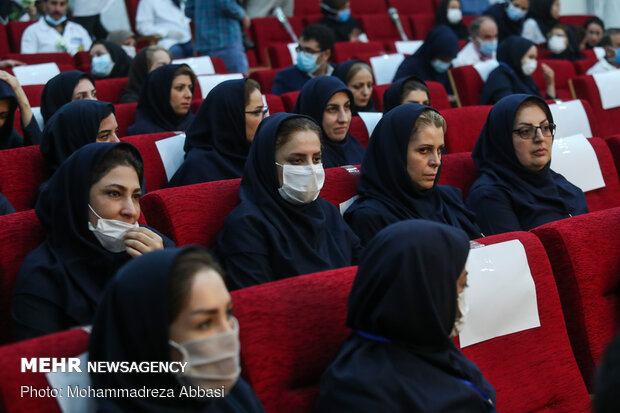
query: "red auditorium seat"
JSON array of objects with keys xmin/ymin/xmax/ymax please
[
  {"xmin": 120, "ymin": 132, "xmax": 177, "ymax": 192},
  {"xmin": 604, "ymin": 135, "xmax": 620, "ymax": 182},
  {"xmin": 265, "ymin": 94, "xmax": 286, "ymax": 114},
  {"xmin": 349, "ymin": 116, "xmax": 370, "ymax": 148},
  {"xmin": 359, "ymin": 15, "xmax": 413, "ymax": 48},
  {"xmin": 249, "ymin": 68, "xmax": 279, "ymax": 95},
  {"xmin": 0, "ymin": 23, "xmax": 10, "ymax": 56},
  {"xmin": 94, "ymin": 77, "xmax": 129, "ymax": 104},
  {"xmin": 532, "ymin": 207, "xmax": 620, "ymax": 389},
  {"xmin": 73, "ymin": 50, "xmax": 90, "ymax": 72},
  {"xmin": 350, "ymin": 0, "xmax": 388, "ymax": 16},
  {"xmin": 441, "ymin": 105, "xmax": 492, "ymax": 153},
  {"xmin": 332, "ymin": 41, "xmax": 385, "ymax": 63},
  {"xmin": 0, "ymin": 328, "xmax": 89, "ymax": 410},
  {"xmin": 124, "ymin": 0, "xmax": 140, "ymax": 32},
  {"xmin": 437, "ymin": 152, "xmax": 477, "ymax": 198},
  {"xmin": 4, "ymin": 52, "xmax": 76, "ymax": 73},
  {"xmin": 294, "ymin": 0, "xmax": 320, "ymax": 16},
  {"xmin": 6, "ymin": 21, "xmax": 36, "ymax": 53},
  {"xmin": 250, "ymin": 16, "xmax": 304, "ymax": 65},
  {"xmin": 570, "ymin": 75, "xmax": 620, "ymax": 137},
  {"xmin": 559, "ymin": 14, "xmax": 595, "ymax": 27},
  {"xmin": 22, "ymin": 84, "xmax": 45, "ymax": 107},
  {"xmin": 531, "ymin": 59, "xmax": 575, "ymax": 100},
  {"xmin": 319, "ymin": 165, "xmax": 360, "ymax": 207},
  {"xmin": 371, "ymin": 83, "xmax": 389, "ymax": 112},
  {"xmin": 578, "ymin": 138, "xmax": 620, "ymax": 212},
  {"xmin": 387, "ymin": 0, "xmax": 435, "ymax": 15},
  {"xmin": 280, "ymin": 91, "xmax": 300, "ymax": 112},
  {"xmin": 210, "ymin": 56, "xmax": 228, "ymax": 74},
  {"xmin": 0, "ymin": 210, "xmax": 45, "ymax": 345},
  {"xmin": 449, "ymin": 65, "xmax": 483, "ymax": 107},
  {"xmin": 408, "ymin": 13, "xmax": 436, "ymax": 40},
  {"xmin": 0, "ymin": 145, "xmax": 50, "ymax": 212},
  {"xmin": 573, "ymin": 58, "xmax": 598, "ymax": 75},
  {"xmin": 267, "ymin": 43, "xmax": 294, "ymax": 68},
  {"xmin": 114, "ymin": 102, "xmax": 137, "ymax": 137}
]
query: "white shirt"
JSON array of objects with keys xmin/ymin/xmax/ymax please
[
  {"xmin": 521, "ymin": 18, "xmax": 546, "ymax": 45},
  {"xmin": 72, "ymin": 0, "xmax": 114, "ymax": 16},
  {"xmin": 452, "ymin": 42, "xmax": 496, "ymax": 68},
  {"xmin": 136, "ymin": 0, "xmax": 192, "ymax": 50},
  {"xmin": 587, "ymin": 58, "xmax": 618, "ymax": 75},
  {"xmin": 20, "ymin": 17, "xmax": 93, "ymax": 55}
]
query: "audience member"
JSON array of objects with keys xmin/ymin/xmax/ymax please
[
  {"xmin": 71, "ymin": 0, "xmax": 111, "ymax": 40},
  {"xmin": 435, "ymin": 0, "xmax": 469, "ymax": 40},
  {"xmin": 136, "ymin": 0, "xmax": 193, "ymax": 59},
  {"xmin": 521, "ymin": 0, "xmax": 559, "ymax": 45},
  {"xmin": 118, "ymin": 45, "xmax": 172, "ymax": 104},
  {"xmin": 587, "ymin": 29, "xmax": 620, "ymax": 75},
  {"xmin": 106, "ymin": 29, "xmax": 137, "ymax": 58},
  {"xmin": 545, "ymin": 24, "xmax": 584, "ymax": 61},
  {"xmin": 332, "ymin": 60, "xmax": 375, "ymax": 114},
  {"xmin": 41, "ymin": 70, "xmax": 97, "ymax": 123},
  {"xmin": 483, "ymin": 0, "xmax": 530, "ymax": 43},
  {"xmin": 382, "ymin": 76, "xmax": 431, "ymax": 113},
  {"xmin": 243, "ymin": 0, "xmax": 293, "ymax": 18},
  {"xmin": 316, "ymin": 0, "xmax": 365, "ymax": 42},
  {"xmin": 584, "ymin": 17, "xmax": 605, "ymax": 49},
  {"xmin": 0, "ymin": 71, "xmax": 42, "ymax": 149},
  {"xmin": 452, "ymin": 15, "xmax": 498, "ymax": 67},
  {"xmin": 89, "ymin": 40, "xmax": 133, "ymax": 79}
]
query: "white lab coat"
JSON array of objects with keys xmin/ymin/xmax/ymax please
[
  {"xmin": 521, "ymin": 18, "xmax": 546, "ymax": 45},
  {"xmin": 452, "ymin": 42, "xmax": 496, "ymax": 68},
  {"xmin": 20, "ymin": 17, "xmax": 92, "ymax": 55},
  {"xmin": 135, "ymin": 0, "xmax": 192, "ymax": 50},
  {"xmin": 587, "ymin": 58, "xmax": 618, "ymax": 75}
]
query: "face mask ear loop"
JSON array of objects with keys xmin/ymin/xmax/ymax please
[{"xmin": 88, "ymin": 204, "xmax": 103, "ymax": 223}]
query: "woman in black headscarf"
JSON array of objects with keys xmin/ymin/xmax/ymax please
[
  {"xmin": 89, "ymin": 39, "xmax": 133, "ymax": 79},
  {"xmin": 332, "ymin": 59, "xmax": 375, "ymax": 115},
  {"xmin": 89, "ymin": 247, "xmax": 265, "ymax": 412},
  {"xmin": 522, "ymin": 0, "xmax": 559, "ymax": 45},
  {"xmin": 215, "ymin": 112, "xmax": 360, "ymax": 291},
  {"xmin": 344, "ymin": 104, "xmax": 481, "ymax": 247},
  {"xmin": 293, "ymin": 76, "xmax": 364, "ymax": 168},
  {"xmin": 435, "ymin": 0, "xmax": 469, "ymax": 40},
  {"xmin": 545, "ymin": 23, "xmax": 584, "ymax": 61},
  {"xmin": 127, "ymin": 64, "xmax": 196, "ymax": 136},
  {"xmin": 41, "ymin": 70, "xmax": 97, "ymax": 123},
  {"xmin": 169, "ymin": 78, "xmax": 265, "ymax": 187},
  {"xmin": 382, "ymin": 75, "xmax": 430, "ymax": 113},
  {"xmin": 393, "ymin": 25, "xmax": 459, "ymax": 94},
  {"xmin": 466, "ymin": 94, "xmax": 587, "ymax": 235},
  {"xmin": 118, "ymin": 45, "xmax": 172, "ymax": 104},
  {"xmin": 40, "ymin": 100, "xmax": 119, "ymax": 173},
  {"xmin": 11, "ymin": 142, "xmax": 174, "ymax": 341},
  {"xmin": 479, "ymin": 35, "xmax": 556, "ymax": 105},
  {"xmin": 316, "ymin": 220, "xmax": 496, "ymax": 412},
  {"xmin": 483, "ymin": 0, "xmax": 530, "ymax": 43},
  {"xmin": 0, "ymin": 72, "xmax": 41, "ymax": 149}
]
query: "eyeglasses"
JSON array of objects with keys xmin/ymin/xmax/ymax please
[
  {"xmin": 295, "ymin": 45, "xmax": 323, "ymax": 55},
  {"xmin": 245, "ymin": 106, "xmax": 269, "ymax": 119},
  {"xmin": 512, "ymin": 123, "xmax": 556, "ymax": 140}
]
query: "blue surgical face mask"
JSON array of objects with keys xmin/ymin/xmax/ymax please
[
  {"xmin": 478, "ymin": 38, "xmax": 498, "ymax": 55},
  {"xmin": 336, "ymin": 9, "xmax": 350, "ymax": 22},
  {"xmin": 613, "ymin": 48, "xmax": 620, "ymax": 65},
  {"xmin": 45, "ymin": 13, "xmax": 67, "ymax": 26},
  {"xmin": 431, "ymin": 59, "xmax": 451, "ymax": 73},
  {"xmin": 91, "ymin": 54, "xmax": 115, "ymax": 77},
  {"xmin": 506, "ymin": 3, "xmax": 527, "ymax": 21},
  {"xmin": 296, "ymin": 51, "xmax": 319, "ymax": 74}
]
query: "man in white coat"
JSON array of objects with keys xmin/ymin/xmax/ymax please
[
  {"xmin": 20, "ymin": 0, "xmax": 92, "ymax": 55},
  {"xmin": 452, "ymin": 15, "xmax": 498, "ymax": 67}
]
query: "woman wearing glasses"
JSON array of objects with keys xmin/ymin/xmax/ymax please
[
  {"xmin": 169, "ymin": 79, "xmax": 267, "ymax": 187},
  {"xmin": 466, "ymin": 94, "xmax": 587, "ymax": 235}
]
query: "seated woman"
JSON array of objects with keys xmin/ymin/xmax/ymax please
[
  {"xmin": 344, "ymin": 104, "xmax": 481, "ymax": 247},
  {"xmin": 293, "ymin": 76, "xmax": 364, "ymax": 168},
  {"xmin": 127, "ymin": 63, "xmax": 195, "ymax": 135},
  {"xmin": 215, "ymin": 113, "xmax": 361, "ymax": 291},
  {"xmin": 546, "ymin": 23, "xmax": 584, "ymax": 61},
  {"xmin": 0, "ymin": 71, "xmax": 41, "ymax": 149},
  {"xmin": 89, "ymin": 247, "xmax": 265, "ymax": 412},
  {"xmin": 316, "ymin": 0, "xmax": 364, "ymax": 42},
  {"xmin": 41, "ymin": 70, "xmax": 97, "ymax": 123},
  {"xmin": 521, "ymin": 0, "xmax": 559, "ymax": 45},
  {"xmin": 382, "ymin": 75, "xmax": 430, "ymax": 113},
  {"xmin": 119, "ymin": 45, "xmax": 172, "ymax": 104},
  {"xmin": 333, "ymin": 59, "xmax": 375, "ymax": 114},
  {"xmin": 316, "ymin": 220, "xmax": 496, "ymax": 412},
  {"xmin": 393, "ymin": 25, "xmax": 459, "ymax": 95},
  {"xmin": 483, "ymin": 0, "xmax": 529, "ymax": 43},
  {"xmin": 169, "ymin": 79, "xmax": 265, "ymax": 187},
  {"xmin": 435, "ymin": 0, "xmax": 469, "ymax": 40},
  {"xmin": 479, "ymin": 35, "xmax": 556, "ymax": 105},
  {"xmin": 40, "ymin": 100, "xmax": 119, "ymax": 173},
  {"xmin": 12, "ymin": 142, "xmax": 174, "ymax": 340},
  {"xmin": 466, "ymin": 94, "xmax": 587, "ymax": 235},
  {"xmin": 583, "ymin": 17, "xmax": 604, "ymax": 49},
  {"xmin": 89, "ymin": 39, "xmax": 133, "ymax": 79}
]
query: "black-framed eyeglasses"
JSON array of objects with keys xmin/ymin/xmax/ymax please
[
  {"xmin": 512, "ymin": 123, "xmax": 556, "ymax": 140},
  {"xmin": 295, "ymin": 45, "xmax": 323, "ymax": 55},
  {"xmin": 245, "ymin": 106, "xmax": 269, "ymax": 119}
]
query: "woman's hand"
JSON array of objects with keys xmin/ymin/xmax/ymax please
[
  {"xmin": 541, "ymin": 63, "xmax": 557, "ymax": 99},
  {"xmin": 124, "ymin": 227, "xmax": 164, "ymax": 257},
  {"xmin": 0, "ymin": 70, "xmax": 34, "ymax": 126}
]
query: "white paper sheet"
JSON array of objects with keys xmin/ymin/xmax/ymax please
[
  {"xmin": 370, "ymin": 53, "xmax": 405, "ymax": 85},
  {"xmin": 339, "ymin": 195, "xmax": 359, "ymax": 215},
  {"xmin": 46, "ymin": 352, "xmax": 96, "ymax": 413},
  {"xmin": 155, "ymin": 133, "xmax": 186, "ymax": 181},
  {"xmin": 549, "ymin": 100, "xmax": 593, "ymax": 138},
  {"xmin": 13, "ymin": 63, "xmax": 60, "ymax": 86},
  {"xmin": 287, "ymin": 42, "xmax": 298, "ymax": 65},
  {"xmin": 593, "ymin": 46, "xmax": 606, "ymax": 59},
  {"xmin": 31, "ymin": 106, "xmax": 44, "ymax": 129},
  {"xmin": 395, "ymin": 40, "xmax": 423, "ymax": 55},
  {"xmin": 592, "ymin": 70, "xmax": 620, "ymax": 109},
  {"xmin": 358, "ymin": 112, "xmax": 383, "ymax": 137},
  {"xmin": 551, "ymin": 133, "xmax": 605, "ymax": 192},
  {"xmin": 172, "ymin": 56, "xmax": 215, "ymax": 76},
  {"xmin": 459, "ymin": 240, "xmax": 541, "ymax": 348},
  {"xmin": 473, "ymin": 60, "xmax": 499, "ymax": 82},
  {"xmin": 197, "ymin": 74, "xmax": 244, "ymax": 98}
]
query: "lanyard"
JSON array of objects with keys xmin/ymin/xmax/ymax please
[
  {"xmin": 460, "ymin": 379, "xmax": 495, "ymax": 407},
  {"xmin": 354, "ymin": 330, "xmax": 392, "ymax": 343}
]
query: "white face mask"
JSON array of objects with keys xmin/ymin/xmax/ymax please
[
  {"xmin": 276, "ymin": 163, "xmax": 325, "ymax": 205},
  {"xmin": 169, "ymin": 316, "xmax": 241, "ymax": 395},
  {"xmin": 521, "ymin": 58, "xmax": 537, "ymax": 76},
  {"xmin": 447, "ymin": 8, "xmax": 462, "ymax": 24},
  {"xmin": 450, "ymin": 289, "xmax": 469, "ymax": 337},
  {"xmin": 88, "ymin": 204, "xmax": 139, "ymax": 253},
  {"xmin": 548, "ymin": 35, "xmax": 567, "ymax": 54},
  {"xmin": 121, "ymin": 44, "xmax": 136, "ymax": 58}
]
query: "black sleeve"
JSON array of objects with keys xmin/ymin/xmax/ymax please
[
  {"xmin": 20, "ymin": 116, "xmax": 42, "ymax": 146},
  {"xmin": 344, "ymin": 207, "xmax": 392, "ymax": 248},
  {"xmin": 11, "ymin": 293, "xmax": 68, "ymax": 341},
  {"xmin": 466, "ymin": 186, "xmax": 522, "ymax": 236}
]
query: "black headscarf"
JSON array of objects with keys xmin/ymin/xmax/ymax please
[
  {"xmin": 382, "ymin": 75, "xmax": 429, "ymax": 113},
  {"xmin": 90, "ymin": 39, "xmax": 132, "ymax": 79},
  {"xmin": 293, "ymin": 76, "xmax": 365, "ymax": 168},
  {"xmin": 392, "ymin": 25, "xmax": 459, "ymax": 93},
  {"xmin": 332, "ymin": 59, "xmax": 376, "ymax": 114},
  {"xmin": 215, "ymin": 112, "xmax": 360, "ymax": 289},
  {"xmin": 119, "ymin": 47, "xmax": 150, "ymax": 104},
  {"xmin": 40, "ymin": 99, "xmax": 115, "ymax": 172},
  {"xmin": 127, "ymin": 64, "xmax": 195, "ymax": 135},
  {"xmin": 547, "ymin": 25, "xmax": 585, "ymax": 62},
  {"xmin": 435, "ymin": 0, "xmax": 469, "ymax": 39},
  {"xmin": 344, "ymin": 103, "xmax": 481, "ymax": 244},
  {"xmin": 169, "ymin": 79, "xmax": 250, "ymax": 187},
  {"xmin": 467, "ymin": 94, "xmax": 587, "ymax": 232},
  {"xmin": 316, "ymin": 220, "xmax": 496, "ymax": 412},
  {"xmin": 40, "ymin": 70, "xmax": 96, "ymax": 123},
  {"xmin": 89, "ymin": 247, "xmax": 265, "ymax": 413},
  {"xmin": 526, "ymin": 0, "xmax": 559, "ymax": 39},
  {"xmin": 0, "ymin": 79, "xmax": 22, "ymax": 150},
  {"xmin": 483, "ymin": 2, "xmax": 526, "ymax": 43}
]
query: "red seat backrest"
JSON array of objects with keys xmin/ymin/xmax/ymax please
[
  {"xmin": 22, "ymin": 84, "xmax": 45, "ymax": 107},
  {"xmin": 267, "ymin": 43, "xmax": 294, "ymax": 68},
  {"xmin": 249, "ymin": 68, "xmax": 279, "ymax": 95},
  {"xmin": 449, "ymin": 65, "xmax": 483, "ymax": 107},
  {"xmin": 211, "ymin": 57, "xmax": 228, "ymax": 74},
  {"xmin": 582, "ymin": 137, "xmax": 620, "ymax": 212},
  {"xmin": 573, "ymin": 58, "xmax": 598, "ymax": 75},
  {"xmin": 280, "ymin": 90, "xmax": 300, "ymax": 112},
  {"xmin": 0, "ymin": 210, "xmax": 45, "ymax": 345},
  {"xmin": 120, "ymin": 132, "xmax": 177, "ymax": 192},
  {"xmin": 359, "ymin": 14, "xmax": 413, "ymax": 46},
  {"xmin": 0, "ymin": 328, "xmax": 89, "ymax": 411},
  {"xmin": 350, "ymin": 0, "xmax": 388, "ymax": 16},
  {"xmin": 320, "ymin": 165, "xmax": 360, "ymax": 208},
  {"xmin": 371, "ymin": 83, "xmax": 389, "ymax": 112},
  {"xmin": 332, "ymin": 41, "xmax": 385, "ymax": 63},
  {"xmin": 559, "ymin": 14, "xmax": 595, "ymax": 27},
  {"xmin": 604, "ymin": 135, "xmax": 620, "ymax": 182},
  {"xmin": 114, "ymin": 102, "xmax": 137, "ymax": 138},
  {"xmin": 73, "ymin": 51, "xmax": 90, "ymax": 72},
  {"xmin": 124, "ymin": 0, "xmax": 140, "ymax": 32},
  {"xmin": 94, "ymin": 77, "xmax": 129, "ymax": 104},
  {"xmin": 408, "ymin": 13, "xmax": 435, "ymax": 40},
  {"xmin": 441, "ymin": 105, "xmax": 491, "ymax": 153},
  {"xmin": 349, "ymin": 116, "xmax": 370, "ymax": 148},
  {"xmin": 570, "ymin": 75, "xmax": 620, "ymax": 137},
  {"xmin": 0, "ymin": 23, "xmax": 10, "ymax": 56},
  {"xmin": 457, "ymin": 231, "xmax": 590, "ymax": 411},
  {"xmin": 250, "ymin": 17, "xmax": 304, "ymax": 65},
  {"xmin": 535, "ymin": 59, "xmax": 576, "ymax": 100},
  {"xmin": 6, "ymin": 21, "xmax": 36, "ymax": 53},
  {"xmin": 294, "ymin": 0, "xmax": 320, "ymax": 16},
  {"xmin": 265, "ymin": 94, "xmax": 286, "ymax": 114},
  {"xmin": 426, "ymin": 80, "xmax": 451, "ymax": 110},
  {"xmin": 0, "ymin": 145, "xmax": 50, "ymax": 211},
  {"xmin": 531, "ymin": 207, "xmax": 620, "ymax": 389},
  {"xmin": 232, "ymin": 266, "xmax": 357, "ymax": 413},
  {"xmin": 437, "ymin": 152, "xmax": 477, "ymax": 198},
  {"xmin": 387, "ymin": 0, "xmax": 435, "ymax": 15},
  {"xmin": 5, "ymin": 52, "xmax": 76, "ymax": 73}
]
